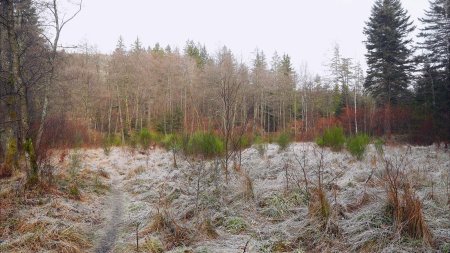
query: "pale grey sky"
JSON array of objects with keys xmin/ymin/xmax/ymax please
[{"xmin": 59, "ymin": 0, "xmax": 430, "ymax": 75}]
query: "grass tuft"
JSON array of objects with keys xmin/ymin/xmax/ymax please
[
  {"xmin": 225, "ymin": 216, "xmax": 247, "ymax": 234},
  {"xmin": 308, "ymin": 187, "xmax": 330, "ymax": 222},
  {"xmin": 142, "ymin": 237, "xmax": 164, "ymax": 253}
]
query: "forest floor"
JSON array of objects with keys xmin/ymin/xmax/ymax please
[{"xmin": 0, "ymin": 143, "xmax": 449, "ymax": 252}]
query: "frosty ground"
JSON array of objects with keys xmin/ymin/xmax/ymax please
[{"xmin": 1, "ymin": 143, "xmax": 449, "ymax": 252}]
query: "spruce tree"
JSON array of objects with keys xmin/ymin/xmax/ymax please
[
  {"xmin": 363, "ymin": 0, "xmax": 415, "ymax": 135},
  {"xmin": 416, "ymin": 0, "xmax": 450, "ymax": 142},
  {"xmin": 418, "ymin": 0, "xmax": 450, "ymax": 73}
]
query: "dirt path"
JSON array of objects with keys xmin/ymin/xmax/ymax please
[{"xmin": 94, "ymin": 179, "xmax": 125, "ymax": 253}]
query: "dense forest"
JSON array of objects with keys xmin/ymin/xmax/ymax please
[
  {"xmin": 0, "ymin": 0, "xmax": 449, "ymax": 176},
  {"xmin": 0, "ymin": 0, "xmax": 449, "ymax": 252}
]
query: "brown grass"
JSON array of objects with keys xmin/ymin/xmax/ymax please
[
  {"xmin": 402, "ymin": 188, "xmax": 433, "ymax": 244},
  {"xmin": 242, "ymin": 173, "xmax": 254, "ymax": 200},
  {"xmin": 5, "ymin": 221, "xmax": 91, "ymax": 253},
  {"xmin": 383, "ymin": 158, "xmax": 434, "ymax": 246},
  {"xmin": 308, "ymin": 187, "xmax": 331, "ymax": 222},
  {"xmin": 142, "ymin": 237, "xmax": 164, "ymax": 253},
  {"xmin": 346, "ymin": 192, "xmax": 372, "ymax": 213},
  {"xmin": 163, "ymin": 221, "xmax": 192, "ymax": 249},
  {"xmin": 126, "ymin": 166, "xmax": 146, "ymax": 179},
  {"xmin": 199, "ymin": 218, "xmax": 219, "ymax": 239},
  {"xmin": 98, "ymin": 169, "xmax": 109, "ymax": 178},
  {"xmin": 145, "ymin": 212, "xmax": 170, "ymax": 233},
  {"xmin": 386, "ymin": 184, "xmax": 433, "ymax": 245},
  {"xmin": 143, "ymin": 212, "xmax": 192, "ymax": 249}
]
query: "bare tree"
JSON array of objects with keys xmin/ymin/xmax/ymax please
[
  {"xmin": 35, "ymin": 0, "xmax": 82, "ymax": 150},
  {"xmin": 214, "ymin": 47, "xmax": 244, "ymax": 182}
]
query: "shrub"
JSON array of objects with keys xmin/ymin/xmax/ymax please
[
  {"xmin": 316, "ymin": 126, "xmax": 345, "ymax": 151},
  {"xmin": 162, "ymin": 134, "xmax": 182, "ymax": 151},
  {"xmin": 69, "ymin": 151, "xmax": 82, "ymax": 178},
  {"xmin": 128, "ymin": 131, "xmax": 139, "ymax": 149},
  {"xmin": 102, "ymin": 136, "xmax": 112, "ymax": 156},
  {"xmin": 139, "ymin": 128, "xmax": 160, "ymax": 150},
  {"xmin": 347, "ymin": 134, "xmax": 370, "ymax": 160},
  {"xmin": 254, "ymin": 135, "xmax": 267, "ymax": 157},
  {"xmin": 225, "ymin": 216, "xmax": 247, "ymax": 234},
  {"xmin": 276, "ymin": 132, "xmax": 292, "ymax": 151},
  {"xmin": 185, "ymin": 132, "xmax": 224, "ymax": 158},
  {"xmin": 234, "ymin": 135, "xmax": 252, "ymax": 151},
  {"xmin": 111, "ymin": 134, "xmax": 122, "ymax": 146},
  {"xmin": 374, "ymin": 138, "xmax": 384, "ymax": 155},
  {"xmin": 102, "ymin": 134, "xmax": 122, "ymax": 155},
  {"xmin": 162, "ymin": 134, "xmax": 182, "ymax": 167}
]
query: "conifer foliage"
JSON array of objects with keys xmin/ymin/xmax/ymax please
[
  {"xmin": 415, "ymin": 0, "xmax": 450, "ymax": 142},
  {"xmin": 363, "ymin": 0, "xmax": 415, "ymax": 136},
  {"xmin": 364, "ymin": 0, "xmax": 415, "ymax": 105}
]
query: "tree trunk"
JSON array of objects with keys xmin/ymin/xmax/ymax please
[
  {"xmin": 116, "ymin": 85, "xmax": 125, "ymax": 144},
  {"xmin": 6, "ymin": 0, "xmax": 37, "ymax": 180}
]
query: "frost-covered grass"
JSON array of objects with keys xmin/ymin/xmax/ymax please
[
  {"xmin": 0, "ymin": 149, "xmax": 111, "ymax": 253},
  {"xmin": 2, "ymin": 143, "xmax": 448, "ymax": 253},
  {"xmin": 95, "ymin": 143, "xmax": 448, "ymax": 252}
]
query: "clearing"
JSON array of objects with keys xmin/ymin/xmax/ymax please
[{"xmin": 1, "ymin": 143, "xmax": 449, "ymax": 252}]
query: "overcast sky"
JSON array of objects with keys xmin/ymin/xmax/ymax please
[{"xmin": 59, "ymin": 0, "xmax": 430, "ymax": 75}]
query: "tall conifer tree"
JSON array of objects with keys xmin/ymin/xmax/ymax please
[
  {"xmin": 363, "ymin": 0, "xmax": 415, "ymax": 135},
  {"xmin": 416, "ymin": 0, "xmax": 450, "ymax": 142}
]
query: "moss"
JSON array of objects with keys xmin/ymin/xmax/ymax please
[
  {"xmin": 0, "ymin": 138, "xmax": 17, "ymax": 178},
  {"xmin": 24, "ymin": 139, "xmax": 39, "ymax": 185},
  {"xmin": 5, "ymin": 138, "xmax": 18, "ymax": 169}
]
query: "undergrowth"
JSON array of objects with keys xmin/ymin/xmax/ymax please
[
  {"xmin": 347, "ymin": 134, "xmax": 370, "ymax": 160},
  {"xmin": 316, "ymin": 126, "xmax": 345, "ymax": 151},
  {"xmin": 277, "ymin": 132, "xmax": 292, "ymax": 151},
  {"xmin": 225, "ymin": 216, "xmax": 247, "ymax": 234}
]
